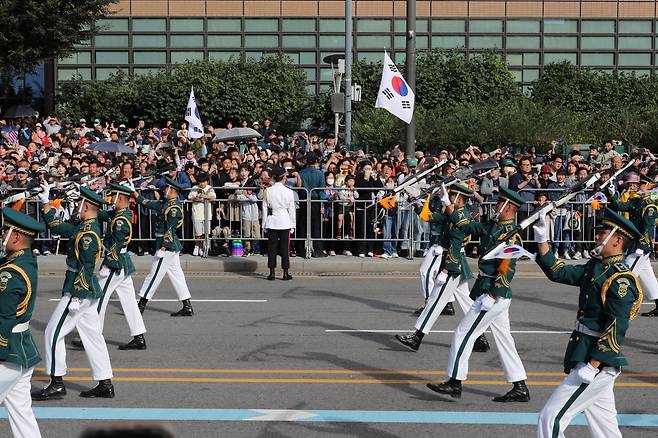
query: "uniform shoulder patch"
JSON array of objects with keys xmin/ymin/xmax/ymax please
[
  {"xmin": 616, "ymin": 277, "xmax": 631, "ymax": 298},
  {"xmin": 614, "ymin": 263, "xmax": 629, "ymax": 272},
  {"xmin": 0, "ymin": 271, "xmax": 12, "ymax": 292},
  {"xmin": 81, "ymin": 236, "xmax": 93, "ymax": 251}
]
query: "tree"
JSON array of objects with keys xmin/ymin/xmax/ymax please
[{"xmin": 0, "ymin": 0, "xmax": 116, "ymax": 73}]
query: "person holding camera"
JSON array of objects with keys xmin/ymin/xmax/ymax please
[
  {"xmin": 509, "ymin": 157, "xmax": 540, "ymax": 247},
  {"xmin": 262, "ymin": 165, "xmax": 296, "ymax": 280}
]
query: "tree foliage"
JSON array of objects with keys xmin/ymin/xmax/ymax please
[{"xmin": 0, "ymin": 0, "xmax": 116, "ymax": 73}]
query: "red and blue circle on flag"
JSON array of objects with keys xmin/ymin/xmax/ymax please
[{"xmin": 391, "ymin": 76, "xmax": 408, "ymax": 97}]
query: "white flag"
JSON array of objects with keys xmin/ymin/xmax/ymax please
[
  {"xmin": 185, "ymin": 87, "xmax": 204, "ymax": 139},
  {"xmin": 482, "ymin": 243, "xmax": 535, "ymax": 261},
  {"xmin": 375, "ymin": 51, "xmax": 415, "ymax": 124}
]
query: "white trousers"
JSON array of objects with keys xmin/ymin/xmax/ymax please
[
  {"xmin": 0, "ymin": 363, "xmax": 41, "ymax": 438},
  {"xmin": 626, "ymin": 251, "xmax": 658, "ymax": 300},
  {"xmin": 538, "ymin": 365, "xmax": 621, "ymax": 438},
  {"xmin": 414, "ymin": 274, "xmax": 472, "ymax": 335},
  {"xmin": 97, "ymin": 269, "xmax": 146, "ymax": 337},
  {"xmin": 419, "ymin": 245, "xmax": 444, "ymax": 301},
  {"xmin": 43, "ymin": 294, "xmax": 113, "ymax": 381},
  {"xmin": 447, "ymin": 295, "xmax": 527, "ymax": 382},
  {"xmin": 138, "ymin": 252, "xmax": 191, "ymax": 301}
]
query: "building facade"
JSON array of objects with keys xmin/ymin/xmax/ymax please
[{"xmin": 55, "ymin": 0, "xmax": 658, "ymax": 94}]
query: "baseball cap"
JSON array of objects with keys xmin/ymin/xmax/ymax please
[
  {"xmin": 406, "ymin": 158, "xmax": 417, "ymax": 167},
  {"xmin": 79, "ymin": 118, "xmax": 87, "ymax": 124},
  {"xmin": 17, "ymin": 168, "xmax": 28, "ymax": 174},
  {"xmin": 540, "ymin": 165, "xmax": 552, "ymax": 174},
  {"xmin": 252, "ymin": 121, "xmax": 260, "ymax": 126}
]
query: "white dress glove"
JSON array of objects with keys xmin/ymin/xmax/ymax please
[
  {"xmin": 607, "ymin": 179, "xmax": 616, "ymax": 196},
  {"xmin": 635, "ymin": 248, "xmax": 644, "ymax": 256},
  {"xmin": 155, "ymin": 249, "xmax": 166, "ymax": 258},
  {"xmin": 434, "ymin": 271, "xmax": 448, "ymax": 285},
  {"xmin": 532, "ymin": 209, "xmax": 548, "ymax": 243},
  {"xmin": 575, "ymin": 362, "xmax": 599, "ymax": 385},
  {"xmin": 68, "ymin": 299, "xmax": 81, "ymax": 313},
  {"xmin": 481, "ymin": 294, "xmax": 496, "ymax": 311},
  {"xmin": 439, "ymin": 183, "xmax": 451, "ymax": 207},
  {"xmin": 38, "ymin": 183, "xmax": 50, "ymax": 205}
]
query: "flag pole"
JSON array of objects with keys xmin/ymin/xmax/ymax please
[
  {"xmin": 344, "ymin": 0, "xmax": 353, "ymax": 149},
  {"xmin": 405, "ymin": 0, "xmax": 416, "ymax": 157}
]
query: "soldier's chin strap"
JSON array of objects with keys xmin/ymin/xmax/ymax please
[
  {"xmin": 491, "ymin": 200, "xmax": 509, "ymax": 222},
  {"xmin": 165, "ymin": 186, "xmax": 171, "ymax": 199},
  {"xmin": 590, "ymin": 227, "xmax": 617, "ymax": 259}
]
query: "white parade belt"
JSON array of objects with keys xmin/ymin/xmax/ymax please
[
  {"xmin": 12, "ymin": 322, "xmax": 29, "ymax": 333},
  {"xmin": 575, "ymin": 321, "xmax": 601, "ymax": 337}
]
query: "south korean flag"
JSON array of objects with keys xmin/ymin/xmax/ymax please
[{"xmin": 375, "ymin": 51, "xmax": 415, "ymax": 124}]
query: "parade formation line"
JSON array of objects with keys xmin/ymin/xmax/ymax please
[{"xmin": 1, "ymin": 408, "xmax": 657, "ymax": 427}]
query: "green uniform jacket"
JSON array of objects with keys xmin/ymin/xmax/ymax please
[
  {"xmin": 440, "ymin": 207, "xmax": 473, "ymax": 280},
  {"xmin": 136, "ymin": 195, "xmax": 184, "ymax": 252},
  {"xmin": 460, "ymin": 218, "xmax": 520, "ymax": 300},
  {"xmin": 609, "ymin": 195, "xmax": 658, "ymax": 253},
  {"xmin": 98, "ymin": 208, "xmax": 135, "ymax": 276},
  {"xmin": 537, "ymin": 251, "xmax": 641, "ymax": 372},
  {"xmin": 44, "ymin": 210, "xmax": 102, "ymax": 299},
  {"xmin": 0, "ymin": 249, "xmax": 41, "ymax": 368},
  {"xmin": 414, "ymin": 197, "xmax": 448, "ymax": 246}
]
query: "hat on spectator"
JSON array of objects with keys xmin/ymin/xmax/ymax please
[
  {"xmin": 164, "ymin": 176, "xmax": 184, "ymax": 192},
  {"xmin": 37, "ymin": 167, "xmax": 48, "ymax": 173},
  {"xmin": 406, "ymin": 158, "xmax": 417, "ymax": 167},
  {"xmin": 502, "ymin": 159, "xmax": 515, "ymax": 167},
  {"xmin": 447, "ymin": 182, "xmax": 473, "ymax": 198},
  {"xmin": 270, "ymin": 165, "xmax": 286, "ymax": 180},
  {"xmin": 79, "ymin": 186, "xmax": 108, "ymax": 207},
  {"xmin": 5, "ymin": 166, "xmax": 16, "ymax": 174},
  {"xmin": 94, "ymin": 119, "xmax": 101, "ymax": 125},
  {"xmin": 252, "ymin": 121, "xmax": 260, "ymax": 127},
  {"xmin": 79, "ymin": 118, "xmax": 86, "ymax": 124},
  {"xmin": 598, "ymin": 208, "xmax": 641, "ymax": 239},
  {"xmin": 16, "ymin": 168, "xmax": 28, "ymax": 174},
  {"xmin": 626, "ymin": 174, "xmax": 640, "ymax": 184},
  {"xmin": 2, "ymin": 208, "xmax": 45, "ymax": 236},
  {"xmin": 499, "ymin": 187, "xmax": 524, "ymax": 208},
  {"xmin": 107, "ymin": 182, "xmax": 133, "ymax": 196},
  {"xmin": 540, "ymin": 165, "xmax": 552, "ymax": 174}
]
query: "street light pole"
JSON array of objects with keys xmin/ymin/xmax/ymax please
[
  {"xmin": 405, "ymin": 0, "xmax": 416, "ymax": 157},
  {"xmin": 344, "ymin": 0, "xmax": 353, "ymax": 148}
]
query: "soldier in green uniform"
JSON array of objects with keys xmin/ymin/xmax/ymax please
[
  {"xmin": 396, "ymin": 183, "xmax": 489, "ymax": 352},
  {"xmin": 0, "ymin": 209, "xmax": 43, "ymax": 438},
  {"xmin": 607, "ymin": 173, "xmax": 658, "ymax": 316},
  {"xmin": 132, "ymin": 176, "xmax": 193, "ymax": 316},
  {"xmin": 426, "ymin": 187, "xmax": 529, "ymax": 402},
  {"xmin": 32, "ymin": 186, "xmax": 115, "ymax": 401},
  {"xmin": 533, "ymin": 208, "xmax": 642, "ymax": 438}
]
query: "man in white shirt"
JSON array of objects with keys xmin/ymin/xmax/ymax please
[{"xmin": 262, "ymin": 165, "xmax": 296, "ymax": 280}]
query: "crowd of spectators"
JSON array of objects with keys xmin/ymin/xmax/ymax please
[{"xmin": 1, "ymin": 115, "xmax": 656, "ymax": 260}]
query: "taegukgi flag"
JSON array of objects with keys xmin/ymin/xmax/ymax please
[
  {"xmin": 375, "ymin": 51, "xmax": 415, "ymax": 124},
  {"xmin": 482, "ymin": 243, "xmax": 536, "ymax": 261},
  {"xmin": 185, "ymin": 87, "xmax": 204, "ymax": 139}
]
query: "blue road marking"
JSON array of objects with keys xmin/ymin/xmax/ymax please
[{"xmin": 1, "ymin": 408, "xmax": 657, "ymax": 427}]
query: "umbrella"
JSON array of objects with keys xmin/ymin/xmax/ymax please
[
  {"xmin": 212, "ymin": 127, "xmax": 262, "ymax": 143},
  {"xmin": 87, "ymin": 141, "xmax": 136, "ymax": 155},
  {"xmin": 3, "ymin": 104, "xmax": 37, "ymax": 119}
]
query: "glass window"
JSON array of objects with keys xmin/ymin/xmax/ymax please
[
  {"xmin": 581, "ymin": 36, "xmax": 614, "ymax": 50},
  {"xmin": 544, "ymin": 53, "xmax": 577, "ymax": 64},
  {"xmin": 170, "ymin": 35, "xmax": 204, "ymax": 48},
  {"xmin": 544, "ymin": 19, "xmax": 577, "ymax": 33},
  {"xmin": 507, "ymin": 20, "xmax": 540, "ymax": 34},
  {"xmin": 96, "ymin": 18, "xmax": 128, "ymax": 32},
  {"xmin": 543, "ymin": 36, "xmax": 577, "ymax": 49},
  {"xmin": 245, "ymin": 18, "xmax": 278, "ymax": 32},
  {"xmin": 509, "ymin": 69, "xmax": 522, "ymax": 82},
  {"xmin": 94, "ymin": 35, "xmax": 128, "ymax": 48},
  {"xmin": 394, "ymin": 51, "xmax": 406, "ymax": 64},
  {"xmin": 319, "ymin": 35, "xmax": 345, "ymax": 49},
  {"xmin": 59, "ymin": 52, "xmax": 91, "ymax": 64},
  {"xmin": 303, "ymin": 68, "xmax": 316, "ymax": 81},
  {"xmin": 208, "ymin": 52, "xmax": 241, "ymax": 62},
  {"xmin": 319, "ymin": 83, "xmax": 332, "ymax": 92},
  {"xmin": 417, "ymin": 36, "xmax": 429, "ymax": 49},
  {"xmin": 170, "ymin": 18, "xmax": 203, "ymax": 32},
  {"xmin": 432, "ymin": 19, "xmax": 465, "ymax": 33},
  {"xmin": 418, "ymin": 19, "xmax": 429, "ymax": 34},
  {"xmin": 506, "ymin": 36, "xmax": 540, "ymax": 49},
  {"xmin": 357, "ymin": 52, "xmax": 382, "ymax": 63},
  {"xmin": 245, "ymin": 52, "xmax": 263, "ymax": 60},
  {"xmin": 581, "ymin": 20, "xmax": 615, "ymax": 34},
  {"xmin": 470, "ymin": 20, "xmax": 503, "ymax": 33},
  {"xmin": 394, "ymin": 35, "xmax": 406, "ymax": 49},
  {"xmin": 524, "ymin": 53, "xmax": 539, "ymax": 65},
  {"xmin": 132, "ymin": 18, "xmax": 166, "ymax": 32},
  {"xmin": 170, "ymin": 51, "xmax": 204, "ymax": 63},
  {"xmin": 74, "ymin": 39, "xmax": 91, "ymax": 48},
  {"xmin": 96, "ymin": 67, "xmax": 125, "ymax": 80},
  {"xmin": 133, "ymin": 67, "xmax": 163, "ymax": 76},
  {"xmin": 282, "ymin": 35, "xmax": 316, "ymax": 49},
  {"xmin": 133, "ymin": 51, "xmax": 166, "ymax": 64},
  {"xmin": 432, "ymin": 36, "xmax": 465, "ymax": 49},
  {"xmin": 618, "ymin": 20, "xmax": 652, "ymax": 34},
  {"xmin": 618, "ymin": 36, "xmax": 652, "ymax": 50},
  {"xmin": 619, "ymin": 69, "xmax": 650, "ymax": 77},
  {"xmin": 357, "ymin": 19, "xmax": 390, "ymax": 33},
  {"xmin": 244, "ymin": 34, "xmax": 278, "ymax": 48},
  {"xmin": 132, "ymin": 35, "xmax": 166, "ymax": 48},
  {"xmin": 470, "ymin": 36, "xmax": 502, "ymax": 49},
  {"xmin": 618, "ymin": 53, "xmax": 651, "ymax": 66},
  {"xmin": 581, "ymin": 53, "xmax": 614, "ymax": 66},
  {"xmin": 396, "ymin": 19, "xmax": 428, "ymax": 33},
  {"xmin": 320, "ymin": 68, "xmax": 333, "ymax": 82},
  {"xmin": 395, "ymin": 19, "xmax": 406, "ymax": 33},
  {"xmin": 523, "ymin": 69, "xmax": 539, "ymax": 82},
  {"xmin": 320, "ymin": 19, "xmax": 345, "ymax": 33},
  {"xmin": 300, "ymin": 52, "xmax": 315, "ymax": 64},
  {"xmin": 207, "ymin": 35, "xmax": 241, "ymax": 48},
  {"xmin": 283, "ymin": 18, "xmax": 316, "ymax": 33},
  {"xmin": 208, "ymin": 18, "xmax": 241, "ymax": 32},
  {"xmin": 507, "ymin": 53, "xmax": 523, "ymax": 65},
  {"xmin": 95, "ymin": 51, "xmax": 128, "ymax": 64},
  {"xmin": 306, "ymin": 84, "xmax": 317, "ymax": 95},
  {"xmin": 357, "ymin": 35, "xmax": 392, "ymax": 49},
  {"xmin": 58, "ymin": 68, "xmax": 91, "ymax": 80}
]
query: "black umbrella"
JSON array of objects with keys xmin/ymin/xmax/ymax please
[{"xmin": 87, "ymin": 141, "xmax": 135, "ymax": 155}]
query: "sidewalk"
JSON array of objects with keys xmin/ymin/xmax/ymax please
[{"xmin": 35, "ymin": 254, "xmax": 658, "ymax": 275}]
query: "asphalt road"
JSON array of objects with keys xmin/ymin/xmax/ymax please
[{"xmin": 2, "ymin": 272, "xmax": 658, "ymax": 438}]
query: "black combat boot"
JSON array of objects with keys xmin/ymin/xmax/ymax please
[
  {"xmin": 171, "ymin": 299, "xmax": 194, "ymax": 317},
  {"xmin": 427, "ymin": 378, "xmax": 462, "ymax": 398},
  {"xmin": 267, "ymin": 268, "xmax": 276, "ymax": 281},
  {"xmin": 441, "ymin": 302, "xmax": 455, "ymax": 315},
  {"xmin": 138, "ymin": 297, "xmax": 148, "ymax": 314},
  {"xmin": 282, "ymin": 269, "xmax": 293, "ymax": 281},
  {"xmin": 394, "ymin": 330, "xmax": 424, "ymax": 351},
  {"xmin": 80, "ymin": 379, "xmax": 115, "ymax": 398},
  {"xmin": 118, "ymin": 334, "xmax": 146, "ymax": 350},
  {"xmin": 473, "ymin": 334, "xmax": 490, "ymax": 352},
  {"xmin": 32, "ymin": 376, "xmax": 66, "ymax": 401},
  {"xmin": 493, "ymin": 380, "xmax": 530, "ymax": 402}
]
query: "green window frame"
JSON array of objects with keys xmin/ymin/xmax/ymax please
[
  {"xmin": 469, "ymin": 36, "xmax": 502, "ymax": 49},
  {"xmin": 581, "ymin": 20, "xmax": 615, "ymax": 34},
  {"xmin": 470, "ymin": 20, "xmax": 503, "ymax": 33},
  {"xmin": 522, "ymin": 69, "xmax": 539, "ymax": 82},
  {"xmin": 432, "ymin": 19, "xmax": 465, "ymax": 33},
  {"xmin": 95, "ymin": 51, "xmax": 129, "ymax": 64},
  {"xmin": 132, "ymin": 35, "xmax": 167, "ymax": 48},
  {"xmin": 618, "ymin": 53, "xmax": 651, "ymax": 66},
  {"xmin": 208, "ymin": 52, "xmax": 241, "ymax": 62},
  {"xmin": 319, "ymin": 35, "xmax": 345, "ymax": 49},
  {"xmin": 59, "ymin": 52, "xmax": 92, "ymax": 65},
  {"xmin": 319, "ymin": 68, "xmax": 333, "ymax": 82},
  {"xmin": 133, "ymin": 67, "xmax": 163, "ymax": 76},
  {"xmin": 96, "ymin": 18, "xmax": 128, "ymax": 32},
  {"xmin": 170, "ymin": 35, "xmax": 204, "ymax": 48},
  {"xmin": 207, "ymin": 35, "xmax": 242, "ymax": 49},
  {"xmin": 543, "ymin": 36, "xmax": 577, "ymax": 50},
  {"xmin": 133, "ymin": 51, "xmax": 166, "ymax": 64},
  {"xmin": 244, "ymin": 34, "xmax": 278, "ymax": 49},
  {"xmin": 506, "ymin": 36, "xmax": 540, "ymax": 50},
  {"xmin": 170, "ymin": 51, "xmax": 204, "ymax": 63},
  {"xmin": 509, "ymin": 69, "xmax": 522, "ymax": 82},
  {"xmin": 431, "ymin": 36, "xmax": 465, "ymax": 49},
  {"xmin": 543, "ymin": 19, "xmax": 577, "ymax": 34},
  {"xmin": 356, "ymin": 35, "xmax": 391, "ymax": 49},
  {"xmin": 544, "ymin": 53, "xmax": 577, "ymax": 64},
  {"xmin": 58, "ymin": 68, "xmax": 91, "ymax": 80},
  {"xmin": 245, "ymin": 18, "xmax": 278, "ymax": 32},
  {"xmin": 580, "ymin": 53, "xmax": 614, "ymax": 66},
  {"xmin": 96, "ymin": 67, "xmax": 125, "ymax": 80},
  {"xmin": 170, "ymin": 18, "xmax": 203, "ymax": 32},
  {"xmin": 357, "ymin": 52, "xmax": 382, "ymax": 63},
  {"xmin": 282, "ymin": 35, "xmax": 316, "ymax": 49},
  {"xmin": 507, "ymin": 53, "xmax": 523, "ymax": 65},
  {"xmin": 506, "ymin": 20, "xmax": 540, "ymax": 34},
  {"xmin": 94, "ymin": 35, "xmax": 129, "ymax": 48},
  {"xmin": 282, "ymin": 18, "xmax": 316, "ymax": 33},
  {"xmin": 618, "ymin": 36, "xmax": 652, "ymax": 50},
  {"xmin": 618, "ymin": 20, "xmax": 652, "ymax": 34},
  {"xmin": 523, "ymin": 53, "xmax": 540, "ymax": 65},
  {"xmin": 303, "ymin": 67, "xmax": 317, "ymax": 81},
  {"xmin": 208, "ymin": 18, "xmax": 241, "ymax": 33},
  {"xmin": 581, "ymin": 36, "xmax": 614, "ymax": 50},
  {"xmin": 356, "ymin": 19, "xmax": 391, "ymax": 33},
  {"xmin": 132, "ymin": 18, "xmax": 166, "ymax": 32},
  {"xmin": 319, "ymin": 19, "xmax": 345, "ymax": 33}
]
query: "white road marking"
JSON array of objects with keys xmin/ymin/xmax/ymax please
[
  {"xmin": 48, "ymin": 299, "xmax": 267, "ymax": 303},
  {"xmin": 325, "ymin": 329, "xmax": 572, "ymax": 334},
  {"xmin": 246, "ymin": 409, "xmax": 319, "ymax": 422}
]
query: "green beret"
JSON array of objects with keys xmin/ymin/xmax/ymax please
[
  {"xmin": 79, "ymin": 186, "xmax": 108, "ymax": 206},
  {"xmin": 599, "ymin": 208, "xmax": 641, "ymax": 239},
  {"xmin": 499, "ymin": 187, "xmax": 524, "ymax": 208},
  {"xmin": 447, "ymin": 182, "xmax": 473, "ymax": 197},
  {"xmin": 164, "ymin": 176, "xmax": 184, "ymax": 192},
  {"xmin": 2, "ymin": 208, "xmax": 45, "ymax": 236},
  {"xmin": 107, "ymin": 183, "xmax": 133, "ymax": 196}
]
